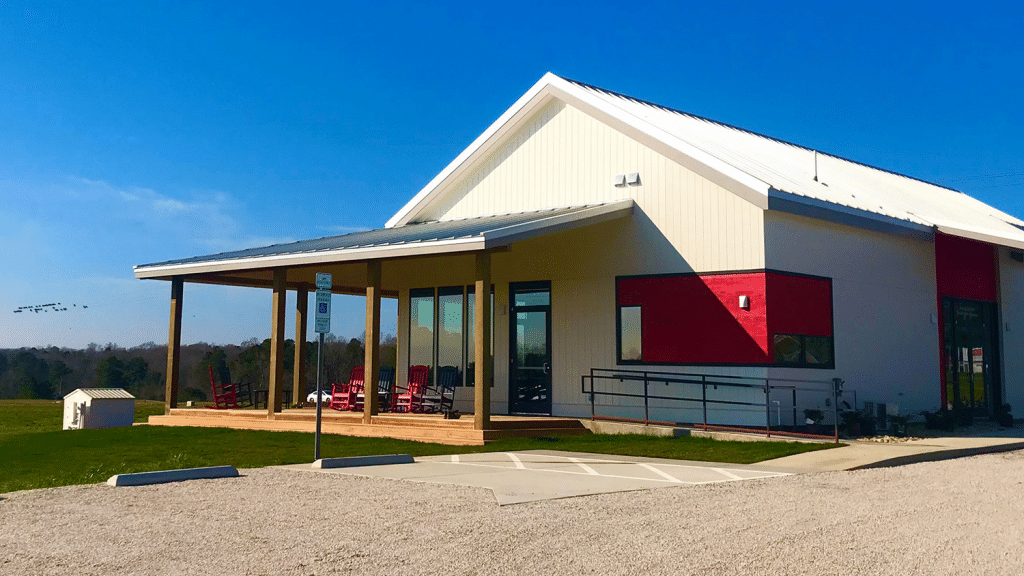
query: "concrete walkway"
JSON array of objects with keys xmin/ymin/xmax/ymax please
[
  {"xmin": 281, "ymin": 450, "xmax": 796, "ymax": 505},
  {"xmin": 767, "ymin": 425, "xmax": 1024, "ymax": 471}
]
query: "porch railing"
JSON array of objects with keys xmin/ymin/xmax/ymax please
[{"xmin": 580, "ymin": 368, "xmax": 845, "ymax": 442}]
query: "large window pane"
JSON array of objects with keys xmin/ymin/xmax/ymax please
[
  {"xmin": 804, "ymin": 336, "xmax": 832, "ymax": 366},
  {"xmin": 466, "ymin": 289, "xmax": 494, "ymax": 387},
  {"xmin": 619, "ymin": 306, "xmax": 642, "ymax": 362},
  {"xmin": 437, "ymin": 287, "xmax": 464, "ymax": 386},
  {"xmin": 514, "ymin": 290, "xmax": 549, "ymax": 307},
  {"xmin": 409, "ymin": 289, "xmax": 434, "ymax": 376},
  {"xmin": 773, "ymin": 334, "xmax": 801, "ymax": 364}
]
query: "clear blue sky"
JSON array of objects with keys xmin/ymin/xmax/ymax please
[{"xmin": 2, "ymin": 1, "xmax": 1023, "ymax": 349}]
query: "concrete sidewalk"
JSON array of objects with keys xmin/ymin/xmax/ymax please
[{"xmin": 766, "ymin": 426, "xmax": 1024, "ymax": 471}]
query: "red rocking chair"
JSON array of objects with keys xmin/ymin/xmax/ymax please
[
  {"xmin": 395, "ymin": 365, "xmax": 431, "ymax": 413},
  {"xmin": 208, "ymin": 365, "xmax": 253, "ymax": 409},
  {"xmin": 330, "ymin": 366, "xmax": 365, "ymax": 411}
]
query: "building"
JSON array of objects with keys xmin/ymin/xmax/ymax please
[{"xmin": 135, "ymin": 73, "xmax": 1024, "ymax": 430}]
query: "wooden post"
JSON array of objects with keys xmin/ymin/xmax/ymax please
[
  {"xmin": 363, "ymin": 260, "xmax": 381, "ymax": 424},
  {"xmin": 164, "ymin": 276, "xmax": 184, "ymax": 415},
  {"xmin": 292, "ymin": 287, "xmax": 308, "ymax": 407},
  {"xmin": 474, "ymin": 252, "xmax": 492, "ymax": 430},
  {"xmin": 268, "ymin": 268, "xmax": 287, "ymax": 419}
]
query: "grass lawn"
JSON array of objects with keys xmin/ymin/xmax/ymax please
[{"xmin": 0, "ymin": 400, "xmax": 838, "ymax": 493}]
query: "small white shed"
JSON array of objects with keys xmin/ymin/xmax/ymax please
[{"xmin": 63, "ymin": 388, "xmax": 136, "ymax": 430}]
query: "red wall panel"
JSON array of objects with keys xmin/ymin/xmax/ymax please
[
  {"xmin": 618, "ymin": 273, "xmax": 769, "ymax": 364},
  {"xmin": 935, "ymin": 232, "xmax": 997, "ymax": 301},
  {"xmin": 765, "ymin": 273, "xmax": 833, "ymax": 338}
]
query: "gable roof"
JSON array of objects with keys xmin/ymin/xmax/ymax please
[
  {"xmin": 388, "ymin": 73, "xmax": 1024, "ymax": 250},
  {"xmin": 64, "ymin": 388, "xmax": 135, "ymax": 400}
]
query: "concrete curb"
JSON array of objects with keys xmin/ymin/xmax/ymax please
[
  {"xmin": 107, "ymin": 465, "xmax": 239, "ymax": 487},
  {"xmin": 848, "ymin": 441, "xmax": 1024, "ymax": 470},
  {"xmin": 312, "ymin": 454, "xmax": 414, "ymax": 469}
]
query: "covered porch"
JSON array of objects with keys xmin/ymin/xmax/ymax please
[{"xmin": 134, "ymin": 201, "xmax": 633, "ymax": 441}]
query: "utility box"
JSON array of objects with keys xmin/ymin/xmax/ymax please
[{"xmin": 63, "ymin": 388, "xmax": 136, "ymax": 430}]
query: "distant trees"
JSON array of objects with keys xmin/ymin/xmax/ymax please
[{"xmin": 0, "ymin": 333, "xmax": 397, "ymax": 402}]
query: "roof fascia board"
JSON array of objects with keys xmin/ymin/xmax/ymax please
[
  {"xmin": 133, "ymin": 237, "xmax": 486, "ymax": 279},
  {"xmin": 483, "ymin": 200, "xmax": 634, "ymax": 247},
  {"xmin": 934, "ymin": 224, "xmax": 1024, "ymax": 251},
  {"xmin": 386, "ymin": 74, "xmax": 561, "ymax": 228},
  {"xmin": 544, "ymin": 78, "xmax": 771, "ymax": 210},
  {"xmin": 768, "ymin": 189, "xmax": 935, "ymax": 241}
]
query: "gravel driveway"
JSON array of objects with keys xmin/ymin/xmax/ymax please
[{"xmin": 2, "ymin": 450, "xmax": 1023, "ymax": 575}]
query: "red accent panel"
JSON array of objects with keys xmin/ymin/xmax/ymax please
[
  {"xmin": 765, "ymin": 273, "xmax": 833, "ymax": 338},
  {"xmin": 935, "ymin": 232, "xmax": 997, "ymax": 301},
  {"xmin": 618, "ymin": 273, "xmax": 769, "ymax": 364}
]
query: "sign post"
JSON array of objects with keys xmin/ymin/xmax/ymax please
[{"xmin": 313, "ymin": 273, "xmax": 332, "ymax": 461}]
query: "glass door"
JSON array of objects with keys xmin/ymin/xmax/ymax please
[
  {"xmin": 509, "ymin": 282, "xmax": 552, "ymax": 415},
  {"xmin": 943, "ymin": 298, "xmax": 1001, "ymax": 417}
]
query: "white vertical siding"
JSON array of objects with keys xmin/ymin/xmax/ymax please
[
  {"xmin": 764, "ymin": 211, "xmax": 942, "ymax": 413},
  {"xmin": 999, "ymin": 248, "xmax": 1024, "ymax": 413},
  {"xmin": 420, "ymin": 100, "xmax": 765, "ymax": 273}
]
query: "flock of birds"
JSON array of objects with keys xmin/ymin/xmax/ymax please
[{"xmin": 12, "ymin": 303, "xmax": 88, "ymax": 314}]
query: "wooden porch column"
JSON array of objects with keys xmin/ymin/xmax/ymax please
[
  {"xmin": 292, "ymin": 287, "xmax": 308, "ymax": 407},
  {"xmin": 268, "ymin": 268, "xmax": 287, "ymax": 418},
  {"xmin": 474, "ymin": 252, "xmax": 492, "ymax": 430},
  {"xmin": 164, "ymin": 276, "xmax": 184, "ymax": 414},
  {"xmin": 363, "ymin": 260, "xmax": 381, "ymax": 424}
]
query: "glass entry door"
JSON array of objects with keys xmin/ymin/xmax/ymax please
[
  {"xmin": 943, "ymin": 298, "xmax": 1001, "ymax": 416},
  {"xmin": 509, "ymin": 282, "xmax": 552, "ymax": 415}
]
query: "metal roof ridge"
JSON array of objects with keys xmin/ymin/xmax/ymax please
[{"xmin": 563, "ymin": 77, "xmax": 962, "ymax": 194}]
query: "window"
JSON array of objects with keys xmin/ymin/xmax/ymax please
[
  {"xmin": 409, "ymin": 288, "xmax": 435, "ymax": 383},
  {"xmin": 465, "ymin": 288, "xmax": 494, "ymax": 387},
  {"xmin": 409, "ymin": 286, "xmax": 493, "ymax": 388},
  {"xmin": 618, "ymin": 306, "xmax": 642, "ymax": 362},
  {"xmin": 437, "ymin": 287, "xmax": 464, "ymax": 386},
  {"xmin": 773, "ymin": 334, "xmax": 834, "ymax": 368}
]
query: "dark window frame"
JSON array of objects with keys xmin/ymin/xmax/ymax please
[{"xmin": 772, "ymin": 333, "xmax": 835, "ymax": 369}]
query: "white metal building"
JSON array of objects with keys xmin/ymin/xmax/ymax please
[
  {"xmin": 63, "ymin": 388, "xmax": 136, "ymax": 430},
  {"xmin": 135, "ymin": 73, "xmax": 1024, "ymax": 429}
]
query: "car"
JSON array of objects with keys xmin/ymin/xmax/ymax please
[{"xmin": 306, "ymin": 390, "xmax": 332, "ymax": 406}]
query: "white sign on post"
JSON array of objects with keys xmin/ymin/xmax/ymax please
[{"xmin": 314, "ymin": 273, "xmax": 332, "ymax": 334}]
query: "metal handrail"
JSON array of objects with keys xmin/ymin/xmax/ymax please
[{"xmin": 581, "ymin": 367, "xmax": 844, "ymax": 442}]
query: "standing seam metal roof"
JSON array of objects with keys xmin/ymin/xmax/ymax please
[
  {"xmin": 136, "ymin": 204, "xmax": 608, "ymax": 269},
  {"xmin": 562, "ymin": 77, "xmax": 1024, "ymax": 245}
]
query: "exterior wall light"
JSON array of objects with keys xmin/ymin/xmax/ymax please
[
  {"xmin": 738, "ymin": 295, "xmax": 750, "ymax": 310},
  {"xmin": 613, "ymin": 174, "xmax": 626, "ymax": 187}
]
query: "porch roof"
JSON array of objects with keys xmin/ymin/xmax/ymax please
[{"xmin": 133, "ymin": 200, "xmax": 633, "ymax": 280}]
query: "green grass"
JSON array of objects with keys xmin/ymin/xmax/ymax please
[
  {"xmin": 0, "ymin": 400, "xmax": 165, "ymax": 437},
  {"xmin": 0, "ymin": 400, "xmax": 837, "ymax": 493}
]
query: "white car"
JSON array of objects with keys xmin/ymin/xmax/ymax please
[{"xmin": 306, "ymin": 390, "xmax": 332, "ymax": 405}]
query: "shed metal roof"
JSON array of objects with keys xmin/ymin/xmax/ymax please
[
  {"xmin": 134, "ymin": 200, "xmax": 633, "ymax": 278},
  {"xmin": 64, "ymin": 388, "xmax": 136, "ymax": 400}
]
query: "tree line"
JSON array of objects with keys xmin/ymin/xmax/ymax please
[{"xmin": 0, "ymin": 334, "xmax": 397, "ymax": 402}]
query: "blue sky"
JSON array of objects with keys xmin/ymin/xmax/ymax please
[{"xmin": 2, "ymin": 1, "xmax": 1023, "ymax": 349}]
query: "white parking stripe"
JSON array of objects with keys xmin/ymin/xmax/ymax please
[
  {"xmin": 568, "ymin": 457, "xmax": 601, "ymax": 475},
  {"xmin": 506, "ymin": 453, "xmax": 527, "ymax": 470},
  {"xmin": 637, "ymin": 463, "xmax": 684, "ymax": 483},
  {"xmin": 451, "ymin": 455, "xmax": 459, "ymax": 463},
  {"xmin": 710, "ymin": 467, "xmax": 744, "ymax": 480}
]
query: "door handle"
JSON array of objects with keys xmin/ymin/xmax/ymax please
[{"xmin": 543, "ymin": 363, "xmax": 550, "ymax": 375}]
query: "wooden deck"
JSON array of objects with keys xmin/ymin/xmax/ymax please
[{"xmin": 147, "ymin": 408, "xmax": 590, "ymax": 446}]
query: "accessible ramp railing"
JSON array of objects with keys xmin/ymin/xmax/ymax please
[{"xmin": 581, "ymin": 367, "xmax": 846, "ymax": 442}]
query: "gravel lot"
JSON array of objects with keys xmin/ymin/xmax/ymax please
[{"xmin": 2, "ymin": 450, "xmax": 1023, "ymax": 576}]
